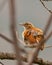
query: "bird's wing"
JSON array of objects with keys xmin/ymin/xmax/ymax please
[
  {"xmin": 22, "ymin": 30, "xmax": 31, "ymax": 41},
  {"xmin": 30, "ymin": 28, "xmax": 44, "ymax": 43},
  {"xmin": 35, "ymin": 28, "xmax": 43, "ymax": 35},
  {"xmin": 22, "ymin": 30, "xmax": 31, "ymax": 45}
]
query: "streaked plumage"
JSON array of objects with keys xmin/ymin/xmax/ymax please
[{"xmin": 20, "ymin": 22, "xmax": 44, "ymax": 50}]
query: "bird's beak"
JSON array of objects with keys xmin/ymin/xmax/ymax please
[{"xmin": 19, "ymin": 23, "xmax": 24, "ymax": 26}]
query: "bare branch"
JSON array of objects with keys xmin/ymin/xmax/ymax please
[
  {"xmin": 0, "ymin": 33, "xmax": 26, "ymax": 54},
  {"xmin": 9, "ymin": 0, "xmax": 23, "ymax": 65},
  {"xmin": 0, "ymin": 52, "xmax": 52, "ymax": 65},
  {"xmin": 45, "ymin": 45, "xmax": 52, "ymax": 48},
  {"xmin": 44, "ymin": 31, "xmax": 52, "ymax": 42},
  {"xmin": 0, "ymin": 33, "xmax": 13, "ymax": 44},
  {"xmin": 44, "ymin": 14, "xmax": 52, "ymax": 35},
  {"xmin": 40, "ymin": 0, "xmax": 52, "ymax": 14}
]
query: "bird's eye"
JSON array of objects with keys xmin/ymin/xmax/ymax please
[
  {"xmin": 25, "ymin": 23, "xmax": 28, "ymax": 25},
  {"xmin": 38, "ymin": 35, "xmax": 40, "ymax": 37}
]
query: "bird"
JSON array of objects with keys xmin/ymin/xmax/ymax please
[{"xmin": 19, "ymin": 22, "xmax": 44, "ymax": 50}]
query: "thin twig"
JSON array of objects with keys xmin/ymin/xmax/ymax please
[
  {"xmin": 0, "ymin": 33, "xmax": 26, "ymax": 54},
  {"xmin": 40, "ymin": 0, "xmax": 52, "ymax": 36},
  {"xmin": 44, "ymin": 14, "xmax": 52, "ymax": 35},
  {"xmin": 44, "ymin": 31, "xmax": 52, "ymax": 42},
  {"xmin": 45, "ymin": 45, "xmax": 52, "ymax": 48},
  {"xmin": 40, "ymin": 0, "xmax": 52, "ymax": 14},
  {"xmin": 0, "ymin": 33, "xmax": 13, "ymax": 44}
]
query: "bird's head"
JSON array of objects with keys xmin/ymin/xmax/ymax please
[{"xmin": 19, "ymin": 22, "xmax": 34, "ymax": 29}]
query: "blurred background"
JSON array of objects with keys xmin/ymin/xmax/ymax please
[{"xmin": 0, "ymin": 0, "xmax": 52, "ymax": 65}]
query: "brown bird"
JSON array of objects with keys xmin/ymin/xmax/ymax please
[{"xmin": 19, "ymin": 22, "xmax": 44, "ymax": 50}]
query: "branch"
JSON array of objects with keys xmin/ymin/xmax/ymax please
[
  {"xmin": 40, "ymin": 0, "xmax": 52, "ymax": 14},
  {"xmin": 44, "ymin": 31, "xmax": 52, "ymax": 43},
  {"xmin": 44, "ymin": 14, "xmax": 52, "ymax": 35},
  {"xmin": 0, "ymin": 33, "xmax": 13, "ymax": 44},
  {"xmin": 9, "ymin": 0, "xmax": 23, "ymax": 65},
  {"xmin": 0, "ymin": 52, "xmax": 52, "ymax": 65},
  {"xmin": 0, "ymin": 33, "xmax": 26, "ymax": 54}
]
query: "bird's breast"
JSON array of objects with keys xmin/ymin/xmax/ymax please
[
  {"xmin": 27, "ymin": 34, "xmax": 36, "ymax": 43},
  {"xmin": 23, "ymin": 27, "xmax": 44, "ymax": 44},
  {"xmin": 23, "ymin": 30, "xmax": 37, "ymax": 44}
]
